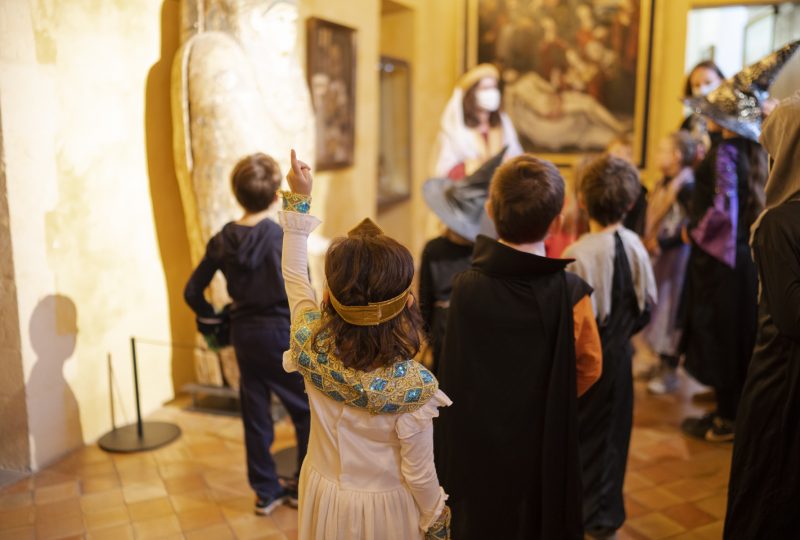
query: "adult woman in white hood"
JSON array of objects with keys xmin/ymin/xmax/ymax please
[{"xmin": 432, "ymin": 63, "xmax": 522, "ymax": 179}]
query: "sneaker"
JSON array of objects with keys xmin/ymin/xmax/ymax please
[
  {"xmin": 647, "ymin": 367, "xmax": 679, "ymax": 395},
  {"xmin": 254, "ymin": 493, "xmax": 285, "ymax": 516},
  {"xmin": 705, "ymin": 416, "xmax": 735, "ymax": 443},
  {"xmin": 681, "ymin": 412, "xmax": 716, "ymax": 440}
]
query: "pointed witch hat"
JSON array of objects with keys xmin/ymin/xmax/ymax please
[
  {"xmin": 685, "ymin": 39, "xmax": 799, "ymax": 142},
  {"xmin": 422, "ymin": 147, "xmax": 508, "ymax": 242}
]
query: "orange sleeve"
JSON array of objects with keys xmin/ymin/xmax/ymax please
[{"xmin": 573, "ymin": 294, "xmax": 602, "ymax": 397}]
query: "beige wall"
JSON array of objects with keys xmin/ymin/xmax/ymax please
[{"xmin": 0, "ymin": 0, "xmax": 180, "ymax": 470}]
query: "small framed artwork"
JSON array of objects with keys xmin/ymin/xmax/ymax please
[
  {"xmin": 307, "ymin": 17, "xmax": 357, "ymax": 170},
  {"xmin": 378, "ymin": 57, "xmax": 412, "ymax": 210},
  {"xmin": 465, "ymin": 0, "xmax": 655, "ymax": 167}
]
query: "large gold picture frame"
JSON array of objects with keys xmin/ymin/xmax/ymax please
[{"xmin": 465, "ymin": 0, "xmax": 655, "ymax": 167}]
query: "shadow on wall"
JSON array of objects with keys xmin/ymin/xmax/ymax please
[
  {"xmin": 27, "ymin": 295, "xmax": 82, "ymax": 469},
  {"xmin": 145, "ymin": 0, "xmax": 196, "ymax": 391}
]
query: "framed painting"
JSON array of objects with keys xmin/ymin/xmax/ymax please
[
  {"xmin": 378, "ymin": 56, "xmax": 412, "ymax": 210},
  {"xmin": 466, "ymin": 0, "xmax": 655, "ymax": 167},
  {"xmin": 307, "ymin": 17, "xmax": 357, "ymax": 170}
]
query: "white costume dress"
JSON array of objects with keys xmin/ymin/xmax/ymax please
[{"xmin": 280, "ymin": 210, "xmax": 450, "ymax": 540}]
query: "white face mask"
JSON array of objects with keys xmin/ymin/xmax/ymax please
[
  {"xmin": 475, "ymin": 88, "xmax": 501, "ymax": 112},
  {"xmin": 693, "ymin": 80, "xmax": 720, "ymax": 97}
]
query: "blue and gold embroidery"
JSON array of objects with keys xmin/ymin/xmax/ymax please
[
  {"xmin": 299, "ymin": 351, "xmax": 312, "ymax": 368},
  {"xmin": 420, "ymin": 369, "xmax": 434, "ymax": 384},
  {"xmin": 370, "ymin": 378, "xmax": 388, "ymax": 392},
  {"xmin": 393, "ymin": 362, "xmax": 407, "ymax": 378},
  {"xmin": 404, "ymin": 388, "xmax": 421, "ymax": 403},
  {"xmin": 295, "ymin": 326, "xmax": 311, "ymax": 345},
  {"xmin": 289, "ymin": 308, "xmax": 438, "ymax": 415}
]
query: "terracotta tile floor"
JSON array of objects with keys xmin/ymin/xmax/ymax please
[{"xmin": 0, "ymin": 342, "xmax": 731, "ymax": 539}]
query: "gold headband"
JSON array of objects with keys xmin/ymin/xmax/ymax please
[{"xmin": 328, "ymin": 285, "xmax": 412, "ymax": 326}]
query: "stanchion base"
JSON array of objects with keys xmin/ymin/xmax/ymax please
[{"xmin": 98, "ymin": 422, "xmax": 181, "ymax": 453}]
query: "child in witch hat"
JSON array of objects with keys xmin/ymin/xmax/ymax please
[
  {"xmin": 419, "ymin": 148, "xmax": 506, "ymax": 373},
  {"xmin": 680, "ymin": 40, "xmax": 799, "ymax": 443}
]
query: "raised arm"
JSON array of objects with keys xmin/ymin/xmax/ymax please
[{"xmin": 280, "ymin": 149, "xmax": 320, "ymax": 320}]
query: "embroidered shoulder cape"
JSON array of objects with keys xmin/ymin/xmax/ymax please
[{"xmin": 289, "ymin": 309, "xmax": 438, "ymax": 415}]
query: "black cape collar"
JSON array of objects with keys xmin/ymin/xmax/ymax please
[{"xmin": 471, "ymin": 235, "xmax": 573, "ymax": 278}]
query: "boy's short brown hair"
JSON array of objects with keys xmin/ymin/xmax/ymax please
[
  {"xmin": 580, "ymin": 155, "xmax": 641, "ymax": 227},
  {"xmin": 230, "ymin": 153, "xmax": 282, "ymax": 213},
  {"xmin": 490, "ymin": 155, "xmax": 565, "ymax": 244}
]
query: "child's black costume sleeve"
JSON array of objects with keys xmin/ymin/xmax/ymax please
[{"xmin": 184, "ymin": 238, "xmax": 221, "ymax": 320}]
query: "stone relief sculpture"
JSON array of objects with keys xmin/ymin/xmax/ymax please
[{"xmin": 171, "ymin": 0, "xmax": 315, "ymax": 389}]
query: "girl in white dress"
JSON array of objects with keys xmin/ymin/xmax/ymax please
[{"xmin": 279, "ymin": 150, "xmax": 451, "ymax": 540}]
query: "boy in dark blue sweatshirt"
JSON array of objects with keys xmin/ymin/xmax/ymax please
[{"xmin": 184, "ymin": 153, "xmax": 310, "ymax": 516}]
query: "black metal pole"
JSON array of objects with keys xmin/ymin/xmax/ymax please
[
  {"xmin": 108, "ymin": 353, "xmax": 116, "ymax": 430},
  {"xmin": 131, "ymin": 337, "xmax": 143, "ymax": 438},
  {"xmin": 97, "ymin": 337, "xmax": 181, "ymax": 453}
]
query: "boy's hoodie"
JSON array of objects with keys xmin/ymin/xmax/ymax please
[{"xmin": 185, "ymin": 218, "xmax": 290, "ymax": 323}]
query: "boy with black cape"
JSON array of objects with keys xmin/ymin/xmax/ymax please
[
  {"xmin": 563, "ymin": 156, "xmax": 657, "ymax": 539},
  {"xmin": 435, "ymin": 154, "xmax": 603, "ymax": 539},
  {"xmin": 680, "ymin": 40, "xmax": 798, "ymax": 441}
]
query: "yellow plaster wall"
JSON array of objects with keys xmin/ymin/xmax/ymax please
[
  {"xmin": 0, "ymin": 0, "xmax": 182, "ymax": 469},
  {"xmin": 299, "ymin": 0, "xmax": 463, "ymax": 261},
  {"xmin": 0, "ymin": 110, "xmax": 31, "ymax": 472},
  {"xmin": 376, "ymin": 7, "xmax": 416, "ymax": 250},
  {"xmin": 377, "ymin": 0, "xmax": 464, "ymax": 260},
  {"xmin": 298, "ymin": 1, "xmax": 381, "ymax": 240}
]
